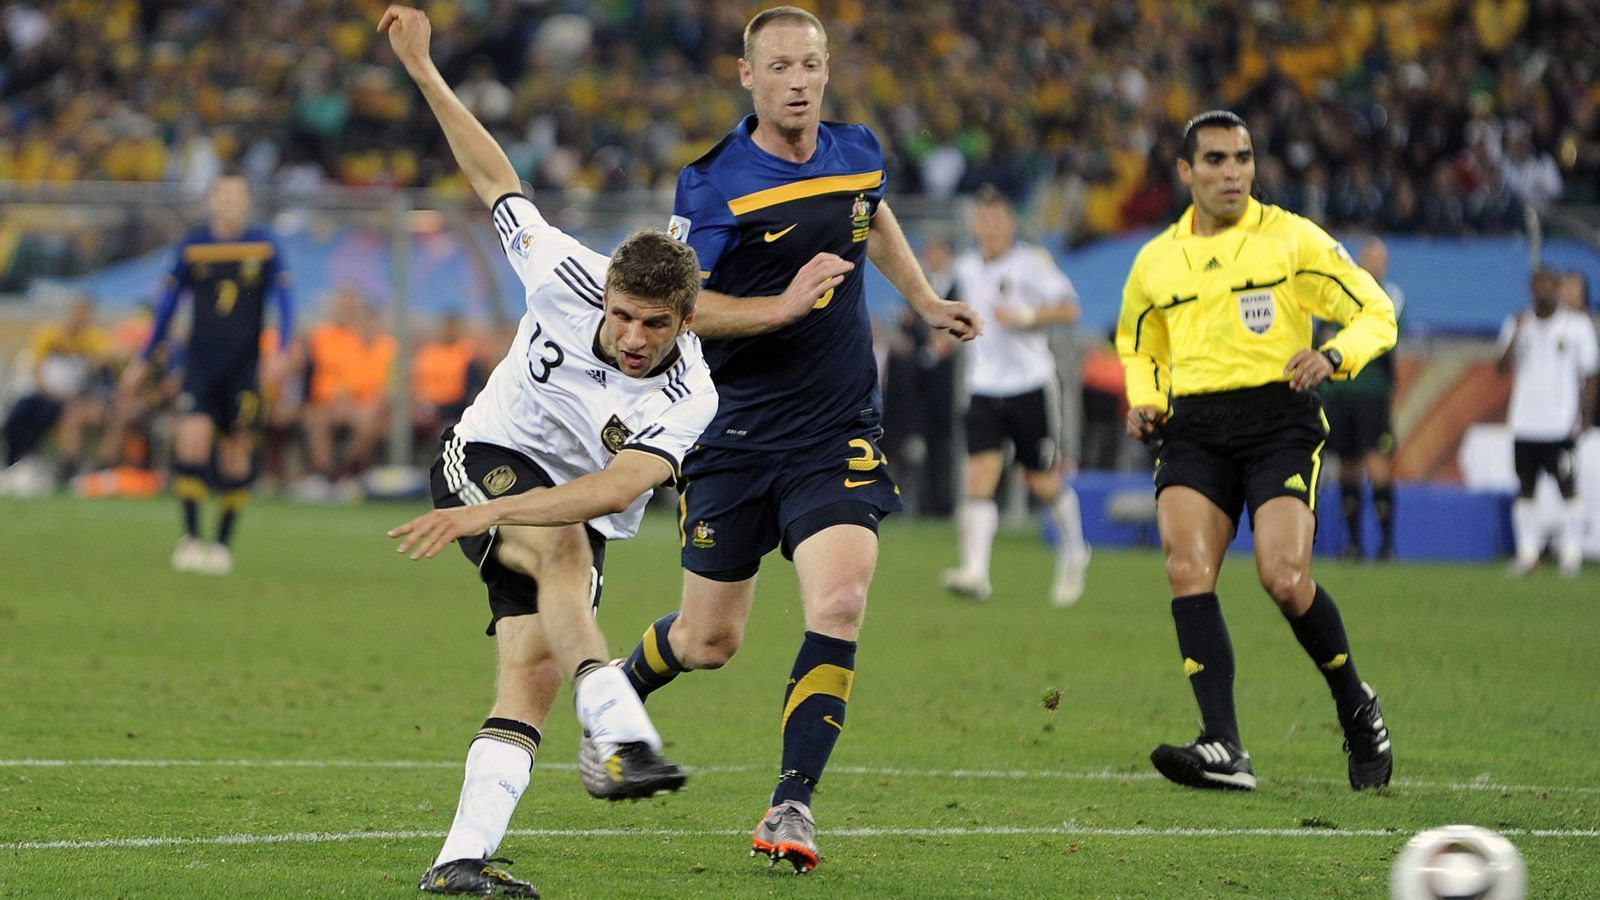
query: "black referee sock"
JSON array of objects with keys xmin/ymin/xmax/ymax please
[
  {"xmin": 1170, "ymin": 593, "xmax": 1240, "ymax": 747},
  {"xmin": 1340, "ymin": 481, "xmax": 1362, "ymax": 550},
  {"xmin": 621, "ymin": 613, "xmax": 687, "ymax": 702},
  {"xmin": 1285, "ymin": 584, "xmax": 1365, "ymax": 711},
  {"xmin": 1372, "ymin": 484, "xmax": 1396, "ymax": 555}
]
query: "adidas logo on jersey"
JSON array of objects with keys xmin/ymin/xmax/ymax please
[
  {"xmin": 1283, "ymin": 473, "xmax": 1308, "ymax": 492},
  {"xmin": 1204, "ymin": 257, "xmax": 1221, "ymax": 271},
  {"xmin": 586, "ymin": 368, "xmax": 608, "ymax": 388}
]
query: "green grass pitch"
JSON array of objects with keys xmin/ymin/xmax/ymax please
[{"xmin": 1, "ymin": 494, "xmax": 1596, "ymax": 897}]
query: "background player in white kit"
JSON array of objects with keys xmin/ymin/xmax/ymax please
[
  {"xmin": 941, "ymin": 186, "xmax": 1090, "ymax": 606},
  {"xmin": 1497, "ymin": 266, "xmax": 1598, "ymax": 578},
  {"xmin": 378, "ymin": 7, "xmax": 719, "ymax": 896}
]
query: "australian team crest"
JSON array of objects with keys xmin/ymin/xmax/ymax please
[
  {"xmin": 1238, "ymin": 289, "xmax": 1275, "ymax": 335},
  {"xmin": 483, "ymin": 465, "xmax": 517, "ymax": 495},
  {"xmin": 600, "ymin": 414, "xmax": 632, "ymax": 454},
  {"xmin": 850, "ymin": 194, "xmax": 872, "ymax": 242},
  {"xmin": 690, "ymin": 520, "xmax": 716, "ymax": 548}
]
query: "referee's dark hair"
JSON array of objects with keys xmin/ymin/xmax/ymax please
[{"xmin": 1180, "ymin": 110, "xmax": 1248, "ymax": 162}]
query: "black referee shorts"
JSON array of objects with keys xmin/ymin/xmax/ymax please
[
  {"xmin": 1154, "ymin": 383, "xmax": 1329, "ymax": 530},
  {"xmin": 430, "ymin": 429, "xmax": 606, "ymax": 635}
]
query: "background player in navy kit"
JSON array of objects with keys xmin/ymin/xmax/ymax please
[
  {"xmin": 615, "ymin": 6, "xmax": 981, "ymax": 873},
  {"xmin": 122, "ymin": 172, "xmax": 293, "ymax": 575}
]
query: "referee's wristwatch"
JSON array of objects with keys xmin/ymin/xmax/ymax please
[{"xmin": 1320, "ymin": 347, "xmax": 1343, "ymax": 372}]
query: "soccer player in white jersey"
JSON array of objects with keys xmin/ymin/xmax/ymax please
[
  {"xmin": 1497, "ymin": 266, "xmax": 1599, "ymax": 578},
  {"xmin": 377, "ymin": 7, "xmax": 719, "ymax": 896},
  {"xmin": 941, "ymin": 186, "xmax": 1090, "ymax": 606}
]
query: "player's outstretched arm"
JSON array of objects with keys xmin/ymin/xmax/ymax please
[
  {"xmin": 378, "ymin": 5, "xmax": 519, "ymax": 207},
  {"xmin": 389, "ymin": 451, "xmax": 673, "ymax": 559},
  {"xmin": 869, "ymin": 199, "xmax": 982, "ymax": 340}
]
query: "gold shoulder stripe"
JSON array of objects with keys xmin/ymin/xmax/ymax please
[
  {"xmin": 727, "ymin": 171, "xmax": 883, "ymax": 217},
  {"xmin": 182, "ymin": 242, "xmax": 276, "ymax": 264}
]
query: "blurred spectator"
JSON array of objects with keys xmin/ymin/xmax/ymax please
[
  {"xmin": 410, "ymin": 312, "xmax": 479, "ymax": 448},
  {"xmin": 1079, "ymin": 327, "xmax": 1131, "ymax": 472},
  {"xmin": 300, "ymin": 287, "xmax": 395, "ymax": 493},
  {"xmin": 2, "ymin": 297, "xmax": 108, "ymax": 480},
  {"xmin": 881, "ymin": 237, "xmax": 959, "ymax": 517}
]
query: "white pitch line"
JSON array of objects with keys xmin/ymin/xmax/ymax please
[
  {"xmin": 7, "ymin": 824, "xmax": 1600, "ymax": 852},
  {"xmin": 2, "ymin": 758, "xmax": 1597, "ymax": 797}
]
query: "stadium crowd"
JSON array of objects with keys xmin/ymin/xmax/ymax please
[{"xmin": 3, "ymin": 0, "xmax": 1598, "ymax": 242}]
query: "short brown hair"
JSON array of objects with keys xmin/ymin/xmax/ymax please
[
  {"xmin": 605, "ymin": 229, "xmax": 701, "ymax": 319},
  {"xmin": 743, "ymin": 6, "xmax": 827, "ymax": 61}
]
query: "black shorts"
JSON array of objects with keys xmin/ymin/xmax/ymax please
[
  {"xmin": 430, "ymin": 429, "xmax": 606, "ymax": 635},
  {"xmin": 964, "ymin": 385, "xmax": 1060, "ymax": 471},
  {"xmin": 1322, "ymin": 392, "xmax": 1393, "ymax": 459},
  {"xmin": 679, "ymin": 425, "xmax": 903, "ymax": 581},
  {"xmin": 176, "ymin": 364, "xmax": 261, "ymax": 433},
  {"xmin": 1154, "ymin": 383, "xmax": 1329, "ymax": 529},
  {"xmin": 1513, "ymin": 438, "xmax": 1578, "ymax": 499}
]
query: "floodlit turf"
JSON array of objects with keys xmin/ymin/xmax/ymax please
[{"xmin": 1, "ymin": 494, "xmax": 1596, "ymax": 897}]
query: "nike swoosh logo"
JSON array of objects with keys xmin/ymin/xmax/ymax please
[
  {"xmin": 764, "ymin": 224, "xmax": 798, "ymax": 242},
  {"xmin": 843, "ymin": 478, "xmax": 877, "ymax": 488},
  {"xmin": 822, "ymin": 715, "xmax": 842, "ymax": 731}
]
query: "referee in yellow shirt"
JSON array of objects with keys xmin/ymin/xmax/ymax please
[{"xmin": 1116, "ymin": 111, "xmax": 1397, "ymax": 792}]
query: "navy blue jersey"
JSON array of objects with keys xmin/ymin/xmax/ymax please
[
  {"xmin": 672, "ymin": 116, "xmax": 885, "ymax": 450},
  {"xmin": 145, "ymin": 224, "xmax": 293, "ymax": 372}
]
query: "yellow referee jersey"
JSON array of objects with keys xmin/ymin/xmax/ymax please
[{"xmin": 1116, "ymin": 198, "xmax": 1396, "ymax": 412}]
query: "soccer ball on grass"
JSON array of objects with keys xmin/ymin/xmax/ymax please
[{"xmin": 1390, "ymin": 825, "xmax": 1525, "ymax": 900}]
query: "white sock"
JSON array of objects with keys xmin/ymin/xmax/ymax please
[
  {"xmin": 575, "ymin": 665, "xmax": 661, "ymax": 752},
  {"xmin": 1049, "ymin": 488, "xmax": 1088, "ymax": 562},
  {"xmin": 1512, "ymin": 498, "xmax": 1541, "ymax": 564},
  {"xmin": 434, "ymin": 736, "xmax": 534, "ymax": 867},
  {"xmin": 1560, "ymin": 499, "xmax": 1585, "ymax": 567},
  {"xmin": 959, "ymin": 499, "xmax": 999, "ymax": 580}
]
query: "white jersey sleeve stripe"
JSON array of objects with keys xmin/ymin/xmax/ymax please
[{"xmin": 554, "ymin": 260, "xmax": 604, "ymax": 309}]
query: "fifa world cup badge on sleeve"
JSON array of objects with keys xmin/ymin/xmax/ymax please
[
  {"xmin": 511, "ymin": 228, "xmax": 536, "ymax": 259},
  {"xmin": 667, "ymin": 215, "xmax": 691, "ymax": 243}
]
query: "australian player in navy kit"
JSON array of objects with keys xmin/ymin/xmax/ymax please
[
  {"xmin": 123, "ymin": 172, "xmax": 293, "ymax": 575},
  {"xmin": 615, "ymin": 6, "xmax": 982, "ymax": 873}
]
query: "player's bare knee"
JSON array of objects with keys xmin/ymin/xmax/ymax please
[
  {"xmin": 808, "ymin": 583, "xmax": 868, "ymax": 636},
  {"xmin": 681, "ymin": 628, "xmax": 742, "ymax": 669},
  {"xmin": 1258, "ymin": 563, "xmax": 1308, "ymax": 607},
  {"xmin": 1164, "ymin": 554, "xmax": 1215, "ymax": 594}
]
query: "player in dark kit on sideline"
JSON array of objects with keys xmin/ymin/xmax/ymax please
[
  {"xmin": 1319, "ymin": 237, "xmax": 1403, "ymax": 561},
  {"xmin": 1117, "ymin": 111, "xmax": 1397, "ymax": 793},
  {"xmin": 613, "ymin": 5, "xmax": 982, "ymax": 874},
  {"xmin": 378, "ymin": 6, "xmax": 721, "ymax": 896},
  {"xmin": 121, "ymin": 172, "xmax": 293, "ymax": 576}
]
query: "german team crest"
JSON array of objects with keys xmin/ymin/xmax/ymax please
[
  {"xmin": 483, "ymin": 465, "xmax": 517, "ymax": 495},
  {"xmin": 1238, "ymin": 289, "xmax": 1275, "ymax": 334},
  {"xmin": 600, "ymin": 414, "xmax": 632, "ymax": 454},
  {"xmin": 690, "ymin": 521, "xmax": 716, "ymax": 548}
]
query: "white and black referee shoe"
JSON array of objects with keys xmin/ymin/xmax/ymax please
[{"xmin": 1150, "ymin": 737, "xmax": 1257, "ymax": 791}]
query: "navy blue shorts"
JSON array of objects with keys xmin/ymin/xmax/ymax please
[
  {"xmin": 679, "ymin": 426, "xmax": 903, "ymax": 581},
  {"xmin": 176, "ymin": 363, "xmax": 261, "ymax": 433}
]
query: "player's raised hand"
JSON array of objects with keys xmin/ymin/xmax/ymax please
[
  {"xmin": 378, "ymin": 4, "xmax": 432, "ymax": 68},
  {"xmin": 774, "ymin": 252, "xmax": 855, "ymax": 325},
  {"xmin": 1283, "ymin": 348, "xmax": 1334, "ymax": 392},
  {"xmin": 389, "ymin": 504, "xmax": 495, "ymax": 560}
]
